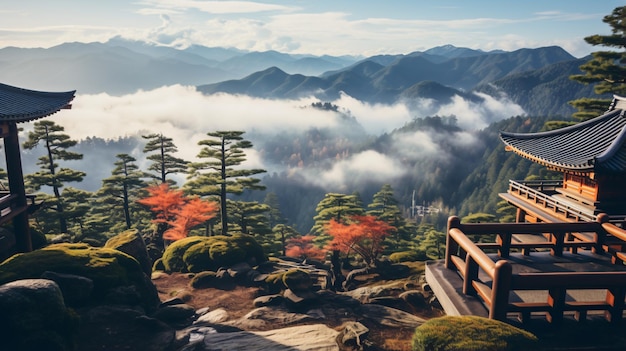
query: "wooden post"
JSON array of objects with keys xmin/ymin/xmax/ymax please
[
  {"xmin": 490, "ymin": 260, "xmax": 512, "ymax": 321},
  {"xmin": 595, "ymin": 213, "xmax": 609, "ymax": 254},
  {"xmin": 445, "ymin": 216, "xmax": 461, "ymax": 269},
  {"xmin": 547, "ymin": 288, "xmax": 565, "ymax": 324},
  {"xmin": 463, "ymin": 252, "xmax": 478, "ymax": 295},
  {"xmin": 551, "ymin": 231, "xmax": 564, "ymax": 257},
  {"xmin": 605, "ymin": 287, "xmax": 625, "ymax": 324},
  {"xmin": 3, "ymin": 122, "xmax": 31, "ymax": 252},
  {"xmin": 497, "ymin": 231, "xmax": 511, "ymax": 258}
]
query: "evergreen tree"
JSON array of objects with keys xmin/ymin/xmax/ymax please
[
  {"xmin": 310, "ymin": 193, "xmax": 364, "ymax": 243},
  {"xmin": 142, "ymin": 133, "xmax": 188, "ymax": 184},
  {"xmin": 98, "ymin": 154, "xmax": 147, "ymax": 230},
  {"xmin": 272, "ymin": 223, "xmax": 300, "ymax": 256},
  {"xmin": 228, "ymin": 200, "xmax": 271, "ymax": 236},
  {"xmin": 569, "ymin": 6, "xmax": 626, "ymax": 121},
  {"xmin": 23, "ymin": 120, "xmax": 85, "ymax": 234},
  {"xmin": 186, "ymin": 131, "xmax": 266, "ymax": 235},
  {"xmin": 62, "ymin": 187, "xmax": 93, "ymax": 241},
  {"xmin": 263, "ymin": 192, "xmax": 285, "ymax": 228},
  {"xmin": 367, "ymin": 184, "xmax": 416, "ymax": 251}
]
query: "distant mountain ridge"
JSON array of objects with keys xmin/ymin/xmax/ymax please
[
  {"xmin": 0, "ymin": 39, "xmax": 594, "ymax": 116},
  {"xmin": 198, "ymin": 45, "xmax": 589, "ymax": 116}
]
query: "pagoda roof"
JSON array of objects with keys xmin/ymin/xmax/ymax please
[
  {"xmin": 0, "ymin": 83, "xmax": 75, "ymax": 123},
  {"xmin": 500, "ymin": 97, "xmax": 626, "ymax": 174}
]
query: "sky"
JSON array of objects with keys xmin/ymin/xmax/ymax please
[{"xmin": 0, "ymin": 0, "xmax": 623, "ymax": 58}]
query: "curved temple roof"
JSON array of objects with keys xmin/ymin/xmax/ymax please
[
  {"xmin": 500, "ymin": 98, "xmax": 626, "ymax": 174},
  {"xmin": 0, "ymin": 83, "xmax": 75, "ymax": 123}
]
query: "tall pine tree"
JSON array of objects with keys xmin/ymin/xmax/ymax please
[
  {"xmin": 185, "ymin": 131, "xmax": 266, "ymax": 235},
  {"xmin": 142, "ymin": 133, "xmax": 188, "ymax": 185},
  {"xmin": 569, "ymin": 6, "xmax": 626, "ymax": 121},
  {"xmin": 23, "ymin": 120, "xmax": 85, "ymax": 234}
]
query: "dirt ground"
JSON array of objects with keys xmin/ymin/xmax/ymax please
[{"xmin": 152, "ymin": 269, "xmax": 441, "ymax": 351}]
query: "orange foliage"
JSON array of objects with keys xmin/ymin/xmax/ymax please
[
  {"xmin": 285, "ymin": 235, "xmax": 326, "ymax": 260},
  {"xmin": 138, "ymin": 184, "xmax": 218, "ymax": 241},
  {"xmin": 325, "ymin": 215, "xmax": 394, "ymax": 265}
]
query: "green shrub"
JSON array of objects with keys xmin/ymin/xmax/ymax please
[
  {"xmin": 189, "ymin": 271, "xmax": 218, "ymax": 289},
  {"xmin": 412, "ymin": 316, "xmax": 537, "ymax": 351},
  {"xmin": 389, "ymin": 250, "xmax": 428, "ymax": 263},
  {"xmin": 161, "ymin": 234, "xmax": 267, "ymax": 273}
]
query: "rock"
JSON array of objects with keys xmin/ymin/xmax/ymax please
[
  {"xmin": 282, "ymin": 269, "xmax": 312, "ymax": 291},
  {"xmin": 253, "ymin": 294, "xmax": 285, "ymax": 307},
  {"xmin": 75, "ymin": 305, "xmax": 175, "ymax": 351},
  {"xmin": 0, "ymin": 243, "xmax": 160, "ymax": 312},
  {"xmin": 203, "ymin": 324, "xmax": 340, "ymax": 350},
  {"xmin": 40, "ymin": 271, "xmax": 94, "ymax": 306},
  {"xmin": 339, "ymin": 321, "xmax": 369, "ymax": 348},
  {"xmin": 194, "ymin": 308, "xmax": 230, "ymax": 324},
  {"xmin": 421, "ymin": 282, "xmax": 432, "ymax": 292},
  {"xmin": 105, "ymin": 229, "xmax": 153, "ymax": 276},
  {"xmin": 225, "ymin": 306, "xmax": 315, "ymax": 330},
  {"xmin": 160, "ymin": 297, "xmax": 187, "ymax": 307},
  {"xmin": 0, "ymin": 279, "xmax": 77, "ymax": 351},
  {"xmin": 284, "ymin": 288, "xmax": 317, "ymax": 305},
  {"xmin": 400, "ymin": 290, "xmax": 428, "ymax": 309},
  {"xmin": 359, "ymin": 304, "xmax": 426, "ymax": 328},
  {"xmin": 228, "ymin": 262, "xmax": 252, "ymax": 278},
  {"xmin": 153, "ymin": 304, "xmax": 197, "ymax": 324},
  {"xmin": 104, "ymin": 284, "xmax": 142, "ymax": 306},
  {"xmin": 340, "ymin": 283, "xmax": 403, "ymax": 303}
]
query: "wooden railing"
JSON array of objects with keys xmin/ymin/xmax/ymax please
[
  {"xmin": 0, "ymin": 192, "xmax": 37, "ymax": 225},
  {"xmin": 508, "ymin": 180, "xmax": 597, "ymax": 222},
  {"xmin": 445, "ymin": 215, "xmax": 626, "ymax": 324}
]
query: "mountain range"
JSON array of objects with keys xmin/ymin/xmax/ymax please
[{"xmin": 0, "ymin": 38, "xmax": 596, "ymax": 116}]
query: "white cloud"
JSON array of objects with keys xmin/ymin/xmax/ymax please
[
  {"xmin": 137, "ymin": 0, "xmax": 293, "ymax": 14},
  {"xmin": 299, "ymin": 150, "xmax": 406, "ymax": 191}
]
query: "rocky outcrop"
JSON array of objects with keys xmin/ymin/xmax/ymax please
[{"xmin": 0, "ymin": 279, "xmax": 77, "ymax": 351}]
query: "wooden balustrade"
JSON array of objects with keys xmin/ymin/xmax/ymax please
[{"xmin": 445, "ymin": 215, "xmax": 626, "ymax": 324}]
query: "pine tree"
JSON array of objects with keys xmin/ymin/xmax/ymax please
[
  {"xmin": 569, "ymin": 6, "xmax": 626, "ymax": 121},
  {"xmin": 228, "ymin": 200, "xmax": 272, "ymax": 235},
  {"xmin": 98, "ymin": 154, "xmax": 147, "ymax": 230},
  {"xmin": 367, "ymin": 184, "xmax": 416, "ymax": 251},
  {"xmin": 142, "ymin": 133, "xmax": 188, "ymax": 184},
  {"xmin": 23, "ymin": 120, "xmax": 85, "ymax": 234},
  {"xmin": 310, "ymin": 193, "xmax": 364, "ymax": 239},
  {"xmin": 186, "ymin": 131, "xmax": 266, "ymax": 235}
]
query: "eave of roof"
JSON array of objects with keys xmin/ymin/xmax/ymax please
[
  {"xmin": 0, "ymin": 83, "xmax": 76, "ymax": 123},
  {"xmin": 500, "ymin": 108, "xmax": 626, "ymax": 174}
]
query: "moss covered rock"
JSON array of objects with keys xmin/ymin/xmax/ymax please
[
  {"xmin": 412, "ymin": 316, "xmax": 537, "ymax": 351},
  {"xmin": 161, "ymin": 234, "xmax": 266, "ymax": 273},
  {"xmin": 0, "ymin": 243, "xmax": 159, "ymax": 311},
  {"xmin": 105, "ymin": 229, "xmax": 152, "ymax": 275},
  {"xmin": 282, "ymin": 269, "xmax": 312, "ymax": 291}
]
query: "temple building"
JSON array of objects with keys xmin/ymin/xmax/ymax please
[
  {"xmin": 499, "ymin": 95, "xmax": 626, "ymax": 225},
  {"xmin": 426, "ymin": 96, "xmax": 626, "ymax": 326},
  {"xmin": 0, "ymin": 83, "xmax": 75, "ymax": 254}
]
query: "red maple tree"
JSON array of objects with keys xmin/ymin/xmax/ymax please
[
  {"xmin": 285, "ymin": 235, "xmax": 326, "ymax": 260},
  {"xmin": 325, "ymin": 214, "xmax": 394, "ymax": 266},
  {"xmin": 138, "ymin": 184, "xmax": 218, "ymax": 241}
]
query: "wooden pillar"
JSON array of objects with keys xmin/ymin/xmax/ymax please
[
  {"xmin": 3, "ymin": 122, "xmax": 31, "ymax": 252},
  {"xmin": 490, "ymin": 260, "xmax": 512, "ymax": 321},
  {"xmin": 445, "ymin": 216, "xmax": 460, "ymax": 269}
]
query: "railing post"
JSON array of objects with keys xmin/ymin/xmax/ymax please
[
  {"xmin": 595, "ymin": 213, "xmax": 609, "ymax": 254},
  {"xmin": 497, "ymin": 232, "xmax": 511, "ymax": 258},
  {"xmin": 605, "ymin": 287, "xmax": 625, "ymax": 324},
  {"xmin": 547, "ymin": 288, "xmax": 565, "ymax": 324},
  {"xmin": 445, "ymin": 216, "xmax": 461, "ymax": 269},
  {"xmin": 551, "ymin": 231, "xmax": 564, "ymax": 257},
  {"xmin": 490, "ymin": 260, "xmax": 512, "ymax": 321},
  {"xmin": 463, "ymin": 252, "xmax": 478, "ymax": 295}
]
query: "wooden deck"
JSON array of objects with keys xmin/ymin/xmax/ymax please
[{"xmin": 426, "ymin": 216, "xmax": 626, "ymax": 326}]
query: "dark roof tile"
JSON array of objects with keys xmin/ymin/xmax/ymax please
[{"xmin": 0, "ymin": 83, "xmax": 75, "ymax": 122}]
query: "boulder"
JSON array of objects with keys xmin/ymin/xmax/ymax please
[
  {"xmin": 105, "ymin": 229, "xmax": 152, "ymax": 276},
  {"xmin": 203, "ymin": 324, "xmax": 340, "ymax": 350},
  {"xmin": 253, "ymin": 294, "xmax": 285, "ymax": 307},
  {"xmin": 359, "ymin": 304, "xmax": 426, "ymax": 328},
  {"xmin": 153, "ymin": 303, "xmax": 197, "ymax": 324},
  {"xmin": 225, "ymin": 306, "xmax": 316, "ymax": 330},
  {"xmin": 0, "ymin": 279, "xmax": 77, "ymax": 351},
  {"xmin": 40, "ymin": 270, "xmax": 94, "ymax": 306},
  {"xmin": 194, "ymin": 308, "xmax": 230, "ymax": 324},
  {"xmin": 161, "ymin": 234, "xmax": 266, "ymax": 273},
  {"xmin": 0, "ymin": 243, "xmax": 160, "ymax": 312},
  {"xmin": 75, "ymin": 305, "xmax": 175, "ymax": 351},
  {"xmin": 338, "ymin": 321, "xmax": 369, "ymax": 349}
]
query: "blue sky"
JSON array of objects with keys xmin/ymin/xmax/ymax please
[{"xmin": 1, "ymin": 1, "xmax": 622, "ymax": 57}]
